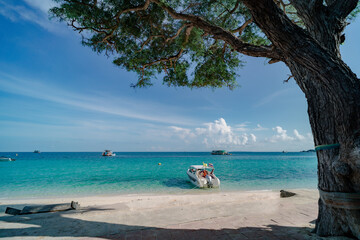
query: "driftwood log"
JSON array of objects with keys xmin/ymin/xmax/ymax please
[
  {"xmin": 5, "ymin": 201, "xmax": 79, "ymax": 215},
  {"xmin": 4, "ymin": 207, "xmax": 21, "ymax": 215}
]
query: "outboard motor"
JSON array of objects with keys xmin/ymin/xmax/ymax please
[{"xmin": 206, "ymin": 175, "xmax": 213, "ymax": 188}]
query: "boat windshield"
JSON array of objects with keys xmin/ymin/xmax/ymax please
[{"xmin": 189, "ymin": 165, "xmax": 214, "ymax": 171}]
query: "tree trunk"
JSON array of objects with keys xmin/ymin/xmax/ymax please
[
  {"xmin": 287, "ymin": 59, "xmax": 360, "ymax": 238},
  {"xmin": 241, "ymin": 1, "xmax": 360, "ymax": 237}
]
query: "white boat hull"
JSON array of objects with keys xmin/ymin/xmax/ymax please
[
  {"xmin": 0, "ymin": 157, "xmax": 15, "ymax": 161},
  {"xmin": 186, "ymin": 169, "xmax": 220, "ymax": 188}
]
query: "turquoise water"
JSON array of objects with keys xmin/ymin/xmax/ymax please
[{"xmin": 0, "ymin": 152, "xmax": 317, "ymax": 198}]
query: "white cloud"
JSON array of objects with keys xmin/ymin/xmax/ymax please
[
  {"xmin": 268, "ymin": 126, "xmax": 310, "ymax": 143},
  {"xmin": 234, "ymin": 122, "xmax": 249, "ymax": 131},
  {"xmin": 197, "ymin": 118, "xmax": 240, "ymax": 146},
  {"xmin": 253, "ymin": 124, "xmax": 267, "ymax": 131},
  {"xmin": 250, "ymin": 133, "xmax": 257, "ymax": 142},
  {"xmin": 0, "ymin": 0, "xmax": 64, "ymax": 33},
  {"xmin": 171, "ymin": 118, "xmax": 256, "ymax": 148},
  {"xmin": 241, "ymin": 134, "xmax": 249, "ymax": 145},
  {"xmin": 294, "ymin": 129, "xmax": 305, "ymax": 140},
  {"xmin": 169, "ymin": 126, "xmax": 196, "ymax": 140},
  {"xmin": 23, "ymin": 0, "xmax": 56, "ymax": 14},
  {"xmin": 0, "ymin": 73, "xmax": 196, "ymax": 126},
  {"xmin": 270, "ymin": 126, "xmax": 294, "ymax": 142}
]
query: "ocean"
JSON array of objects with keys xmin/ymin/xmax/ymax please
[{"xmin": 0, "ymin": 152, "xmax": 317, "ymax": 198}]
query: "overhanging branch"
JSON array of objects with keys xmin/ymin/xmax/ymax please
[
  {"xmin": 151, "ymin": 0, "xmax": 283, "ymax": 61},
  {"xmin": 66, "ymin": 0, "xmax": 283, "ymax": 61}
]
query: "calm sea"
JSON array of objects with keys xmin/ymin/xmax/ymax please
[{"xmin": 0, "ymin": 152, "xmax": 317, "ymax": 198}]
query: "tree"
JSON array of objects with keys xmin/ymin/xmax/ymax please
[{"xmin": 51, "ymin": 0, "xmax": 360, "ymax": 237}]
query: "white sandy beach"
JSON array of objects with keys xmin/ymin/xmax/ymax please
[{"xmin": 0, "ymin": 189, "xmax": 328, "ymax": 239}]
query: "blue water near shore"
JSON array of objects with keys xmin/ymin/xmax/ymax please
[{"xmin": 0, "ymin": 152, "xmax": 317, "ymax": 198}]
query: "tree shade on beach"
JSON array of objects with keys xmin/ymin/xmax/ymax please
[{"xmin": 51, "ymin": 0, "xmax": 360, "ymax": 238}]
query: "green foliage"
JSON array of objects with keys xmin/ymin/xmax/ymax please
[
  {"xmin": 50, "ymin": 0, "xmax": 359, "ymax": 88},
  {"xmin": 241, "ymin": 23, "xmax": 270, "ymax": 46},
  {"xmin": 50, "ymin": 0, "xmax": 261, "ymax": 88}
]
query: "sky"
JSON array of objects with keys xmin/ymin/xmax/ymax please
[{"xmin": 0, "ymin": 1, "xmax": 359, "ymax": 152}]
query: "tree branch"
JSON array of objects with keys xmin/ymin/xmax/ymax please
[
  {"xmin": 328, "ymin": 0, "xmax": 359, "ymax": 20},
  {"xmin": 241, "ymin": 0, "xmax": 359, "ymax": 92},
  {"xmin": 68, "ymin": 0, "xmax": 282, "ymax": 60},
  {"xmin": 275, "ymin": 0, "xmax": 292, "ymax": 13},
  {"xmin": 165, "ymin": 24, "xmax": 189, "ymax": 43},
  {"xmin": 232, "ymin": 18, "xmax": 252, "ymax": 35},
  {"xmin": 290, "ymin": 0, "xmax": 357, "ymax": 56},
  {"xmin": 139, "ymin": 25, "xmax": 194, "ymax": 75},
  {"xmin": 114, "ymin": 0, "xmax": 152, "ymax": 20},
  {"xmin": 181, "ymin": 3, "xmax": 201, "ymax": 13},
  {"xmin": 283, "ymin": 75, "xmax": 294, "ymax": 83},
  {"xmin": 229, "ymin": 1, "xmax": 241, "ymax": 14},
  {"xmin": 136, "ymin": 35, "xmax": 165, "ymax": 53},
  {"xmin": 151, "ymin": 0, "xmax": 282, "ymax": 60},
  {"xmin": 142, "ymin": 49, "xmax": 184, "ymax": 69},
  {"xmin": 290, "ymin": 0, "xmax": 323, "ymax": 13}
]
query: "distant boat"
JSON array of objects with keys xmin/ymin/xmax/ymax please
[
  {"xmin": 0, "ymin": 156, "xmax": 15, "ymax": 161},
  {"xmin": 33, "ymin": 150, "xmax": 40, "ymax": 153},
  {"xmin": 186, "ymin": 164, "xmax": 220, "ymax": 188},
  {"xmin": 211, "ymin": 150, "xmax": 231, "ymax": 155},
  {"xmin": 102, "ymin": 150, "xmax": 116, "ymax": 157}
]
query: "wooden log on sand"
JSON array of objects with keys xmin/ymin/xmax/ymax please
[
  {"xmin": 20, "ymin": 201, "xmax": 79, "ymax": 214},
  {"xmin": 5, "ymin": 207, "xmax": 21, "ymax": 215},
  {"xmin": 5, "ymin": 201, "xmax": 79, "ymax": 215}
]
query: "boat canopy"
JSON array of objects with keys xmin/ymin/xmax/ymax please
[{"xmin": 189, "ymin": 165, "xmax": 214, "ymax": 170}]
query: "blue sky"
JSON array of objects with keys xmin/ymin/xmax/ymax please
[{"xmin": 0, "ymin": 1, "xmax": 359, "ymax": 152}]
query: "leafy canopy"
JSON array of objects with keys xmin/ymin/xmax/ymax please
[{"xmin": 50, "ymin": 0, "xmax": 359, "ymax": 88}]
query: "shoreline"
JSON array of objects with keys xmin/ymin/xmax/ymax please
[
  {"xmin": 0, "ymin": 187, "xmax": 317, "ymax": 201},
  {"xmin": 0, "ymin": 189, "xmax": 320, "ymax": 239}
]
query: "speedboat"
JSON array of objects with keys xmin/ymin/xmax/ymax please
[
  {"xmin": 0, "ymin": 156, "xmax": 15, "ymax": 161},
  {"xmin": 102, "ymin": 150, "xmax": 116, "ymax": 156},
  {"xmin": 186, "ymin": 164, "xmax": 220, "ymax": 188}
]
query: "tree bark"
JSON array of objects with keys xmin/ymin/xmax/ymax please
[
  {"xmin": 287, "ymin": 60, "xmax": 360, "ymax": 238},
  {"xmin": 242, "ymin": 0, "xmax": 360, "ymax": 238}
]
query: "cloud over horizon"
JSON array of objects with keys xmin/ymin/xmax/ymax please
[
  {"xmin": 268, "ymin": 126, "xmax": 310, "ymax": 143},
  {"xmin": 170, "ymin": 118, "xmax": 257, "ymax": 149}
]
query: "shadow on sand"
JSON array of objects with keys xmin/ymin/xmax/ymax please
[{"xmin": 0, "ymin": 205, "xmax": 319, "ymax": 240}]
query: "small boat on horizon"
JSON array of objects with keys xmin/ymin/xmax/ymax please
[
  {"xmin": 211, "ymin": 150, "xmax": 231, "ymax": 155},
  {"xmin": 0, "ymin": 156, "xmax": 15, "ymax": 161},
  {"xmin": 102, "ymin": 150, "xmax": 116, "ymax": 157},
  {"xmin": 186, "ymin": 164, "xmax": 220, "ymax": 188},
  {"xmin": 34, "ymin": 150, "xmax": 40, "ymax": 153}
]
